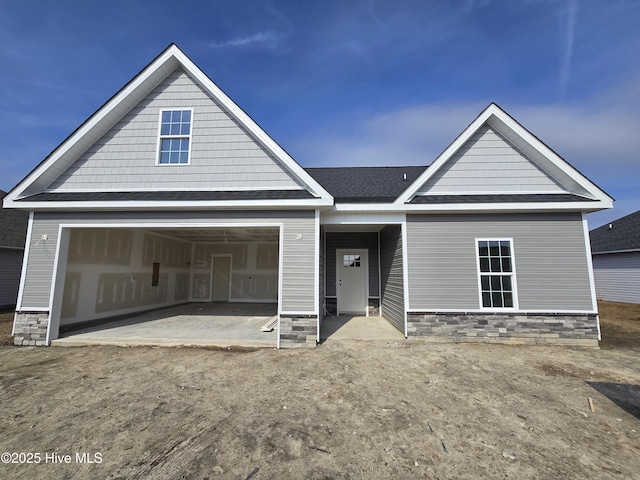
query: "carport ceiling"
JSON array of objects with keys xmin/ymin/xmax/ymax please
[{"xmin": 149, "ymin": 228, "xmax": 279, "ymax": 243}]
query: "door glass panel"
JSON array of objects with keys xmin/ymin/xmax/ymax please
[{"xmin": 343, "ymin": 254, "xmax": 361, "ymax": 267}]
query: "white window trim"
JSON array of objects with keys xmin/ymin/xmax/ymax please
[
  {"xmin": 155, "ymin": 108, "xmax": 194, "ymax": 166},
  {"xmin": 474, "ymin": 237, "xmax": 519, "ymax": 311}
]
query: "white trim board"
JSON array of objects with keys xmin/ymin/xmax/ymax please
[{"xmin": 395, "ymin": 103, "xmax": 613, "ymax": 207}]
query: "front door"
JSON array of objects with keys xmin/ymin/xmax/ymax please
[
  {"xmin": 336, "ymin": 249, "xmax": 367, "ymax": 314},
  {"xmin": 212, "ymin": 255, "xmax": 231, "ymax": 301}
]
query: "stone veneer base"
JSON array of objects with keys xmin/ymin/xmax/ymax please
[
  {"xmin": 407, "ymin": 312, "xmax": 599, "ymax": 347},
  {"xmin": 279, "ymin": 315, "xmax": 317, "ymax": 348},
  {"xmin": 13, "ymin": 312, "xmax": 50, "ymax": 346}
]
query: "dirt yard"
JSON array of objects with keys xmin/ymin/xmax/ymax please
[{"xmin": 0, "ymin": 305, "xmax": 639, "ymax": 479}]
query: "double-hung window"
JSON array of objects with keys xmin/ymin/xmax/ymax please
[
  {"xmin": 158, "ymin": 109, "xmax": 192, "ymax": 164},
  {"xmin": 476, "ymin": 239, "xmax": 517, "ymax": 308}
]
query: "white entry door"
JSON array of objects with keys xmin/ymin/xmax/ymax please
[
  {"xmin": 212, "ymin": 255, "xmax": 231, "ymax": 301},
  {"xmin": 336, "ymin": 249, "xmax": 367, "ymax": 314}
]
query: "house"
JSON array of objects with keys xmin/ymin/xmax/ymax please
[
  {"xmin": 0, "ymin": 190, "xmax": 29, "ymax": 308},
  {"xmin": 3, "ymin": 44, "xmax": 613, "ymax": 348},
  {"xmin": 590, "ymin": 210, "xmax": 640, "ymax": 304}
]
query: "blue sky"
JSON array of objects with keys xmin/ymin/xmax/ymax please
[{"xmin": 0, "ymin": 0, "xmax": 638, "ymax": 227}]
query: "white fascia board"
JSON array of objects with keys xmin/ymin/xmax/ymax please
[
  {"xmin": 395, "ymin": 103, "xmax": 614, "ymax": 206},
  {"xmin": 394, "ymin": 104, "xmax": 496, "ymax": 205},
  {"xmin": 4, "ymin": 198, "xmax": 334, "ymax": 211},
  {"xmin": 333, "ymin": 199, "xmax": 612, "ymax": 213},
  {"xmin": 6, "ymin": 44, "xmax": 333, "ymax": 204},
  {"xmin": 485, "ymin": 108, "xmax": 613, "ymax": 203},
  {"xmin": 169, "ymin": 47, "xmax": 333, "ymax": 202},
  {"xmin": 6, "ymin": 49, "xmax": 180, "ymax": 202}
]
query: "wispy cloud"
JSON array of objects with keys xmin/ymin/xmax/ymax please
[
  {"xmin": 209, "ymin": 31, "xmax": 281, "ymax": 49},
  {"xmin": 292, "ymin": 78, "xmax": 640, "ymax": 227},
  {"xmin": 558, "ymin": 0, "xmax": 578, "ymax": 99}
]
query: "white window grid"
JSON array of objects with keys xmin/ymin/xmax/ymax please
[
  {"xmin": 475, "ymin": 238, "xmax": 519, "ymax": 310},
  {"xmin": 156, "ymin": 108, "xmax": 193, "ymax": 165}
]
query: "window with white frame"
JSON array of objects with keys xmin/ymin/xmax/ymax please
[
  {"xmin": 477, "ymin": 240, "xmax": 516, "ymax": 308},
  {"xmin": 158, "ymin": 110, "xmax": 192, "ymax": 164}
]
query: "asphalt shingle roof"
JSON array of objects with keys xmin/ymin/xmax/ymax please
[
  {"xmin": 305, "ymin": 166, "xmax": 426, "ymax": 203},
  {"xmin": 590, "ymin": 209, "xmax": 640, "ymax": 253},
  {"xmin": 16, "ymin": 190, "xmax": 315, "ymax": 202},
  {"xmin": 0, "ymin": 190, "xmax": 29, "ymax": 248},
  {"xmin": 410, "ymin": 194, "xmax": 597, "ymax": 204}
]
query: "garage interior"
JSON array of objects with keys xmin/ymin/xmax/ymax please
[{"xmin": 55, "ymin": 226, "xmax": 281, "ymax": 347}]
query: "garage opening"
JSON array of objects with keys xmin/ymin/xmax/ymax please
[{"xmin": 52, "ymin": 226, "xmax": 281, "ymax": 347}]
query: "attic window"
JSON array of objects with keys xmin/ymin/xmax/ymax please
[{"xmin": 157, "ymin": 109, "xmax": 192, "ymax": 165}]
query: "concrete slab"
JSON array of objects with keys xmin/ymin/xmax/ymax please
[
  {"xmin": 320, "ymin": 315, "xmax": 405, "ymax": 342},
  {"xmin": 53, "ymin": 302, "xmax": 278, "ymax": 348}
]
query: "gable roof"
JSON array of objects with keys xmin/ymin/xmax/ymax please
[
  {"xmin": 3, "ymin": 44, "xmax": 332, "ymax": 209},
  {"xmin": 590, "ymin": 210, "xmax": 640, "ymax": 254},
  {"xmin": 0, "ymin": 191, "xmax": 29, "ymax": 248},
  {"xmin": 395, "ymin": 103, "xmax": 613, "ymax": 212},
  {"xmin": 306, "ymin": 166, "xmax": 426, "ymax": 203}
]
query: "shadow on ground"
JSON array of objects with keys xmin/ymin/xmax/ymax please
[{"xmin": 587, "ymin": 381, "xmax": 640, "ymax": 420}]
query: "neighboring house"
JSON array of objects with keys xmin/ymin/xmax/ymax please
[
  {"xmin": 3, "ymin": 44, "xmax": 613, "ymax": 348},
  {"xmin": 0, "ymin": 190, "xmax": 28, "ymax": 308},
  {"xmin": 590, "ymin": 210, "xmax": 640, "ymax": 304}
]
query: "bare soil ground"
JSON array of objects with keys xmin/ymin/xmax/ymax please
[{"xmin": 0, "ymin": 305, "xmax": 639, "ymax": 479}]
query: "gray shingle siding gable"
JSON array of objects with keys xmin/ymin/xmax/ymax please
[
  {"xmin": 47, "ymin": 68, "xmax": 304, "ymax": 192},
  {"xmin": 417, "ymin": 124, "xmax": 567, "ymax": 194}
]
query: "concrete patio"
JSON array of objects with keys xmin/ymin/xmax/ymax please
[
  {"xmin": 320, "ymin": 315, "xmax": 405, "ymax": 342},
  {"xmin": 53, "ymin": 302, "xmax": 278, "ymax": 348}
]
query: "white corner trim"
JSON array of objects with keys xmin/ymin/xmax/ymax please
[
  {"xmin": 277, "ymin": 224, "xmax": 284, "ymax": 349},
  {"xmin": 45, "ymin": 225, "xmax": 67, "ymax": 345},
  {"xmin": 315, "ymin": 210, "xmax": 320, "ymax": 342},
  {"xmin": 401, "ymin": 219, "xmax": 410, "ymax": 337},
  {"xmin": 582, "ymin": 213, "xmax": 599, "ymax": 314}
]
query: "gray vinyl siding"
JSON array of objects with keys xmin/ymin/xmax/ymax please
[
  {"xmin": 319, "ymin": 226, "xmax": 325, "ymax": 323},
  {"xmin": 0, "ymin": 248, "xmax": 24, "ymax": 307},
  {"xmin": 48, "ymin": 68, "xmax": 303, "ymax": 192},
  {"xmin": 593, "ymin": 252, "xmax": 640, "ymax": 304},
  {"xmin": 418, "ymin": 125, "xmax": 565, "ymax": 194},
  {"xmin": 20, "ymin": 210, "xmax": 316, "ymax": 313},
  {"xmin": 379, "ymin": 225, "xmax": 405, "ymax": 333},
  {"xmin": 325, "ymin": 232, "xmax": 379, "ymax": 298},
  {"xmin": 407, "ymin": 213, "xmax": 593, "ymax": 311},
  {"xmin": 20, "ymin": 219, "xmax": 61, "ymax": 309}
]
